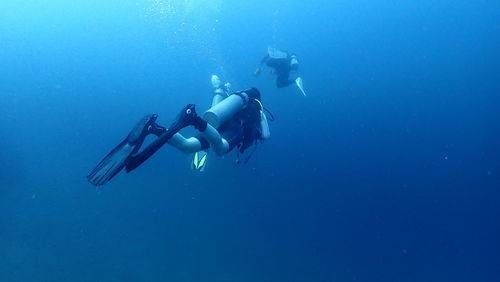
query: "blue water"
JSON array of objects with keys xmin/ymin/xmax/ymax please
[{"xmin": 1, "ymin": 1, "xmax": 499, "ymax": 281}]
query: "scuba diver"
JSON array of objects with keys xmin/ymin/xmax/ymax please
[
  {"xmin": 87, "ymin": 87, "xmax": 271, "ymax": 186},
  {"xmin": 254, "ymin": 46, "xmax": 306, "ymax": 96}
]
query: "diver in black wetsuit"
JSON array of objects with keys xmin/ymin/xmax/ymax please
[
  {"xmin": 254, "ymin": 47, "xmax": 300, "ymax": 88},
  {"xmin": 87, "ymin": 88, "xmax": 270, "ymax": 186}
]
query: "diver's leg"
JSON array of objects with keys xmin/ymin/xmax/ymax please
[
  {"xmin": 167, "ymin": 125, "xmax": 228, "ymax": 156},
  {"xmin": 168, "ymin": 126, "xmax": 229, "ymax": 156},
  {"xmin": 168, "ymin": 123, "xmax": 229, "ymax": 155},
  {"xmin": 125, "ymin": 104, "xmax": 200, "ymax": 172},
  {"xmin": 200, "ymin": 124, "xmax": 229, "ymax": 156},
  {"xmin": 276, "ymin": 73, "xmax": 295, "ymax": 88},
  {"xmin": 212, "ymin": 93, "xmax": 226, "ymax": 107},
  {"xmin": 168, "ymin": 133, "xmax": 203, "ymax": 154}
]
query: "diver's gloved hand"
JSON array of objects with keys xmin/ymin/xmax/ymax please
[{"xmin": 173, "ymin": 104, "xmax": 207, "ymax": 131}]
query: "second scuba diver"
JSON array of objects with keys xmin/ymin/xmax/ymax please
[
  {"xmin": 87, "ymin": 83, "xmax": 271, "ymax": 186},
  {"xmin": 254, "ymin": 46, "xmax": 306, "ymax": 96}
]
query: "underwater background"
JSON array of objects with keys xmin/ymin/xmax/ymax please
[{"xmin": 1, "ymin": 0, "xmax": 499, "ymax": 281}]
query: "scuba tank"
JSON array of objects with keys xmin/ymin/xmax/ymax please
[{"xmin": 203, "ymin": 92, "xmax": 249, "ymax": 128}]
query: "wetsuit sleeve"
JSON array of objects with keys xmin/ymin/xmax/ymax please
[{"xmin": 259, "ymin": 54, "xmax": 270, "ymax": 67}]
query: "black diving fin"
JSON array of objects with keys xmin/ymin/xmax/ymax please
[{"xmin": 87, "ymin": 114, "xmax": 158, "ymax": 186}]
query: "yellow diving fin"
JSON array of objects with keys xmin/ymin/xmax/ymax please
[{"xmin": 192, "ymin": 151, "xmax": 208, "ymax": 171}]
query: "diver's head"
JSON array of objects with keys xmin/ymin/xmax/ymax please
[{"xmin": 243, "ymin": 88, "xmax": 261, "ymax": 100}]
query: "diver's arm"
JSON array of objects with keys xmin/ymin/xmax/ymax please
[
  {"xmin": 260, "ymin": 113, "xmax": 271, "ymax": 139},
  {"xmin": 254, "ymin": 54, "xmax": 270, "ymax": 76}
]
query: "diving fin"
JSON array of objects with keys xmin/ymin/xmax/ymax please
[
  {"xmin": 87, "ymin": 114, "xmax": 158, "ymax": 186},
  {"xmin": 295, "ymin": 77, "xmax": 306, "ymax": 96},
  {"xmin": 126, "ymin": 104, "xmax": 203, "ymax": 173},
  {"xmin": 192, "ymin": 150, "xmax": 208, "ymax": 172}
]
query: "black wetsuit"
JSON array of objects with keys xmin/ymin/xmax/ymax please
[{"xmin": 260, "ymin": 54, "xmax": 298, "ymax": 88}]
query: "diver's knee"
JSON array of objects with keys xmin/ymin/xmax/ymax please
[
  {"xmin": 169, "ymin": 135, "xmax": 201, "ymax": 154},
  {"xmin": 214, "ymin": 139, "xmax": 229, "ymax": 156}
]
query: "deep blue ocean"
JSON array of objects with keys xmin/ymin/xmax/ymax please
[{"xmin": 1, "ymin": 1, "xmax": 499, "ymax": 281}]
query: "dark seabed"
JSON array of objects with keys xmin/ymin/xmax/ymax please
[{"xmin": 1, "ymin": 0, "xmax": 499, "ymax": 281}]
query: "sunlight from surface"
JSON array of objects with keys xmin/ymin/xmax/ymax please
[
  {"xmin": 140, "ymin": 0, "xmax": 227, "ymax": 75},
  {"xmin": 142, "ymin": 0, "xmax": 222, "ymax": 20}
]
